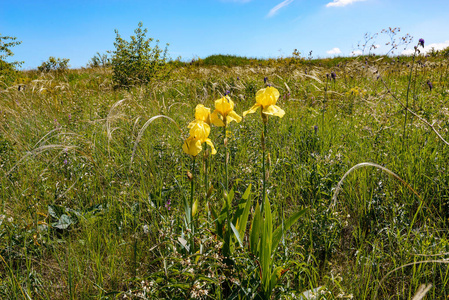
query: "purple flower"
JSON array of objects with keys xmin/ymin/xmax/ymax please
[
  {"xmin": 314, "ymin": 125, "xmax": 318, "ymax": 134},
  {"xmin": 331, "ymin": 71, "xmax": 337, "ymax": 80},
  {"xmin": 419, "ymin": 38, "xmax": 425, "ymax": 48},
  {"xmin": 165, "ymin": 199, "xmax": 171, "ymax": 210},
  {"xmin": 237, "ymin": 76, "xmax": 240, "ymax": 80},
  {"xmin": 427, "ymin": 80, "xmax": 433, "ymax": 91},
  {"xmin": 63, "ymin": 159, "xmax": 68, "ymax": 165},
  {"xmin": 225, "ymin": 90, "xmax": 230, "ymax": 96},
  {"xmin": 264, "ymin": 77, "xmax": 268, "ymax": 84}
]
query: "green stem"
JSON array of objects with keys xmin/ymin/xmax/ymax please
[
  {"xmin": 261, "ymin": 120, "xmax": 268, "ymax": 212},
  {"xmin": 403, "ymin": 48, "xmax": 417, "ymax": 148},
  {"xmin": 190, "ymin": 157, "xmax": 196, "ymax": 238},
  {"xmin": 224, "ymin": 125, "xmax": 228, "ymax": 193},
  {"xmin": 204, "ymin": 150, "xmax": 209, "ymax": 198},
  {"xmin": 323, "ymin": 77, "xmax": 328, "ymax": 128}
]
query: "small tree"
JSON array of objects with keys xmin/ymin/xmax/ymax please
[
  {"xmin": 38, "ymin": 56, "xmax": 70, "ymax": 73},
  {"xmin": 87, "ymin": 51, "xmax": 111, "ymax": 68},
  {"xmin": 111, "ymin": 22, "xmax": 170, "ymax": 88},
  {"xmin": 0, "ymin": 33, "xmax": 23, "ymax": 86}
]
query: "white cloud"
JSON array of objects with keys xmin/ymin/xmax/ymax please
[
  {"xmin": 402, "ymin": 40, "xmax": 449, "ymax": 55},
  {"xmin": 267, "ymin": 0, "xmax": 294, "ymax": 18},
  {"xmin": 351, "ymin": 50, "xmax": 363, "ymax": 56},
  {"xmin": 326, "ymin": 0, "xmax": 367, "ymax": 8},
  {"xmin": 327, "ymin": 47, "xmax": 342, "ymax": 55}
]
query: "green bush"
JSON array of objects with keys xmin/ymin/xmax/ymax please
[
  {"xmin": 87, "ymin": 51, "xmax": 111, "ymax": 68},
  {"xmin": 38, "ymin": 56, "xmax": 70, "ymax": 73},
  {"xmin": 111, "ymin": 22, "xmax": 170, "ymax": 88},
  {"xmin": 0, "ymin": 33, "xmax": 23, "ymax": 87}
]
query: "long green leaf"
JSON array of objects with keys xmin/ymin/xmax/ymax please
[
  {"xmin": 250, "ymin": 202, "xmax": 262, "ymax": 255},
  {"xmin": 230, "ymin": 222, "xmax": 243, "ymax": 248},
  {"xmin": 232, "ymin": 185, "xmax": 251, "ymax": 225},
  {"xmin": 236, "ymin": 184, "xmax": 252, "ymax": 239},
  {"xmin": 271, "ymin": 208, "xmax": 307, "ymax": 253},
  {"xmin": 270, "ymin": 266, "xmax": 285, "ymax": 293},
  {"xmin": 261, "ymin": 197, "xmax": 273, "ymax": 294},
  {"xmin": 209, "ymin": 203, "xmax": 223, "ymax": 238}
]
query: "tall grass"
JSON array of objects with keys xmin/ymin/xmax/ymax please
[{"xmin": 0, "ymin": 53, "xmax": 448, "ymax": 299}]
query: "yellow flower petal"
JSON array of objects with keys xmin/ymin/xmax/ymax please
[
  {"xmin": 256, "ymin": 86, "xmax": 280, "ymax": 108},
  {"xmin": 194, "ymin": 104, "xmax": 211, "ymax": 124},
  {"xmin": 214, "ymin": 96, "xmax": 234, "ymax": 116},
  {"xmin": 227, "ymin": 110, "xmax": 242, "ymax": 124},
  {"xmin": 262, "ymin": 104, "xmax": 285, "ymax": 118},
  {"xmin": 188, "ymin": 120, "xmax": 210, "ymax": 140},
  {"xmin": 183, "ymin": 137, "xmax": 203, "ymax": 156},
  {"xmin": 210, "ymin": 111, "xmax": 225, "ymax": 127},
  {"xmin": 243, "ymin": 103, "xmax": 261, "ymax": 117},
  {"xmin": 204, "ymin": 138, "xmax": 217, "ymax": 155}
]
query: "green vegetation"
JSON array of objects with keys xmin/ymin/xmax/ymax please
[
  {"xmin": 111, "ymin": 22, "xmax": 170, "ymax": 88},
  {"xmin": 87, "ymin": 52, "xmax": 111, "ymax": 68},
  {"xmin": 1, "ymin": 47, "xmax": 449, "ymax": 299},
  {"xmin": 0, "ymin": 33, "xmax": 23, "ymax": 86},
  {"xmin": 38, "ymin": 57, "xmax": 70, "ymax": 73}
]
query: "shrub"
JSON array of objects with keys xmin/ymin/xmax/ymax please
[
  {"xmin": 38, "ymin": 56, "xmax": 70, "ymax": 73},
  {"xmin": 441, "ymin": 46, "xmax": 449, "ymax": 57},
  {"xmin": 111, "ymin": 22, "xmax": 170, "ymax": 88},
  {"xmin": 0, "ymin": 33, "xmax": 23, "ymax": 86},
  {"xmin": 87, "ymin": 51, "xmax": 111, "ymax": 68}
]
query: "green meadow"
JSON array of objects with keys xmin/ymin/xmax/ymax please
[{"xmin": 1, "ymin": 51, "xmax": 449, "ymax": 299}]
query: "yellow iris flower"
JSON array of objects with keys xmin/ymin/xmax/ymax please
[
  {"xmin": 193, "ymin": 104, "xmax": 211, "ymax": 124},
  {"xmin": 243, "ymin": 86, "xmax": 285, "ymax": 118},
  {"xmin": 183, "ymin": 120, "xmax": 217, "ymax": 156},
  {"xmin": 188, "ymin": 119, "xmax": 210, "ymax": 140},
  {"xmin": 210, "ymin": 95, "xmax": 242, "ymax": 127}
]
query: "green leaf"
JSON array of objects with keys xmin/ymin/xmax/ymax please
[
  {"xmin": 250, "ymin": 202, "xmax": 262, "ymax": 255},
  {"xmin": 177, "ymin": 236, "xmax": 190, "ymax": 252},
  {"xmin": 271, "ymin": 208, "xmax": 307, "ymax": 253},
  {"xmin": 261, "ymin": 197, "xmax": 273, "ymax": 291},
  {"xmin": 209, "ymin": 202, "xmax": 222, "ymax": 237},
  {"xmin": 242, "ymin": 184, "xmax": 252, "ymax": 200},
  {"xmin": 230, "ymin": 222, "xmax": 243, "ymax": 248},
  {"xmin": 227, "ymin": 188, "xmax": 235, "ymax": 205},
  {"xmin": 48, "ymin": 204, "xmax": 63, "ymax": 219},
  {"xmin": 236, "ymin": 185, "xmax": 252, "ymax": 239},
  {"xmin": 270, "ymin": 266, "xmax": 286, "ymax": 292},
  {"xmin": 52, "ymin": 214, "xmax": 76, "ymax": 230}
]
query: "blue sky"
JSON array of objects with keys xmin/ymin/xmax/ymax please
[{"xmin": 2, "ymin": 0, "xmax": 449, "ymax": 69}]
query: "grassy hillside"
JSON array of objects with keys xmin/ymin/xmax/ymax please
[{"xmin": 1, "ymin": 53, "xmax": 449, "ymax": 299}]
